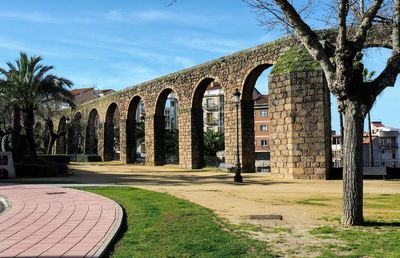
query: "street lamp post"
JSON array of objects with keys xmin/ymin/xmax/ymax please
[{"xmin": 232, "ymin": 89, "xmax": 243, "ymax": 183}]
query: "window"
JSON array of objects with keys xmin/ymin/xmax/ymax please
[
  {"xmin": 207, "ymin": 113, "xmax": 214, "ymax": 123},
  {"xmin": 392, "ymin": 151, "xmax": 396, "ymax": 159},
  {"xmin": 260, "ymin": 109, "xmax": 268, "ymax": 117},
  {"xmin": 206, "ymin": 98, "xmax": 213, "ymax": 108},
  {"xmin": 261, "ymin": 140, "xmax": 268, "ymax": 146},
  {"xmin": 260, "ymin": 125, "xmax": 268, "ymax": 132}
]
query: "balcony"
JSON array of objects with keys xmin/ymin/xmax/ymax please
[
  {"xmin": 380, "ymin": 143, "xmax": 398, "ymax": 149},
  {"xmin": 203, "ymin": 103, "xmax": 219, "ymax": 111},
  {"xmin": 204, "ymin": 118, "xmax": 218, "ymax": 125}
]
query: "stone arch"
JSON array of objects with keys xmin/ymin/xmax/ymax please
[
  {"xmin": 85, "ymin": 108, "xmax": 100, "ymax": 155},
  {"xmin": 56, "ymin": 116, "xmax": 67, "ymax": 154},
  {"xmin": 154, "ymin": 88, "xmax": 179, "ymax": 165},
  {"xmin": 69, "ymin": 112, "xmax": 83, "ymax": 154},
  {"xmin": 241, "ymin": 64, "xmax": 273, "ymax": 172},
  {"xmin": 126, "ymin": 96, "xmax": 145, "ymax": 163},
  {"xmin": 191, "ymin": 77, "xmax": 224, "ymax": 168},
  {"xmin": 104, "ymin": 102, "xmax": 120, "ymax": 161}
]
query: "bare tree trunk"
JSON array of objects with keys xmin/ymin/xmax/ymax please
[
  {"xmin": 22, "ymin": 109, "xmax": 37, "ymax": 160},
  {"xmin": 45, "ymin": 118, "xmax": 56, "ymax": 154},
  {"xmin": 368, "ymin": 112, "xmax": 374, "ymax": 166},
  {"xmin": 47, "ymin": 135, "xmax": 56, "ymax": 154},
  {"xmin": 341, "ymin": 101, "xmax": 365, "ymax": 226}
]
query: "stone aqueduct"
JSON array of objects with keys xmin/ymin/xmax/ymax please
[
  {"xmin": 52, "ymin": 30, "xmax": 392, "ymax": 179},
  {"xmin": 52, "ymin": 36, "xmax": 332, "ymax": 179}
]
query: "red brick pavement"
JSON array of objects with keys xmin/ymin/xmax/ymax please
[{"xmin": 0, "ymin": 185, "xmax": 122, "ymax": 258}]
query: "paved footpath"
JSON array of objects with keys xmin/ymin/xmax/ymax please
[{"xmin": 0, "ymin": 185, "xmax": 123, "ymax": 258}]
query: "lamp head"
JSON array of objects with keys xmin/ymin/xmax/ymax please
[{"xmin": 232, "ymin": 88, "xmax": 241, "ymax": 104}]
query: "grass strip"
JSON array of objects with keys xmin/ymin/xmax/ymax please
[{"xmin": 80, "ymin": 186, "xmax": 275, "ymax": 258}]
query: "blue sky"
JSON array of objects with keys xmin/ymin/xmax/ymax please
[{"xmin": 0, "ymin": 0, "xmax": 399, "ymax": 132}]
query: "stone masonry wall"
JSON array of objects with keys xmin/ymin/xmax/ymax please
[{"xmin": 269, "ymin": 70, "xmax": 331, "ymax": 179}]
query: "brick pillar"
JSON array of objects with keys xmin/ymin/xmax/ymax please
[
  {"xmin": 119, "ymin": 119, "xmax": 127, "ymax": 163},
  {"xmin": 269, "ymin": 70, "xmax": 331, "ymax": 179},
  {"xmin": 98, "ymin": 122, "xmax": 105, "ymax": 161},
  {"xmin": 224, "ymin": 101, "xmax": 236, "ymax": 166},
  {"xmin": 176, "ymin": 108, "xmax": 192, "ymax": 168},
  {"xmin": 145, "ymin": 114, "xmax": 167, "ymax": 166},
  {"xmin": 144, "ymin": 115, "xmax": 154, "ymax": 166}
]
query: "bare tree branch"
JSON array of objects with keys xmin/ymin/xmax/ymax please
[
  {"xmin": 394, "ymin": 0, "xmax": 400, "ymax": 53},
  {"xmin": 337, "ymin": 0, "xmax": 349, "ymax": 58},
  {"xmin": 273, "ymin": 0, "xmax": 335, "ymax": 82},
  {"xmin": 353, "ymin": 0, "xmax": 384, "ymax": 49},
  {"xmin": 368, "ymin": 53, "xmax": 400, "ymax": 95}
]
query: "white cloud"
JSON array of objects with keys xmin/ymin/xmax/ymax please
[
  {"xmin": 104, "ymin": 9, "xmax": 208, "ymax": 24},
  {"xmin": 105, "ymin": 9, "xmax": 125, "ymax": 22},
  {"xmin": 174, "ymin": 37, "xmax": 248, "ymax": 54},
  {"xmin": 0, "ymin": 11, "xmax": 56, "ymax": 23},
  {"xmin": 0, "ymin": 11, "xmax": 95, "ymax": 25},
  {"xmin": 135, "ymin": 10, "xmax": 172, "ymax": 22}
]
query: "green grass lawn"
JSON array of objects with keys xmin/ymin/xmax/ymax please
[
  {"xmin": 81, "ymin": 187, "xmax": 274, "ymax": 258},
  {"xmin": 310, "ymin": 194, "xmax": 400, "ymax": 258}
]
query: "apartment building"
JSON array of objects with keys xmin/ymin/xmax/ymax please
[
  {"xmin": 253, "ymin": 89, "xmax": 270, "ymax": 171},
  {"xmin": 332, "ymin": 121, "xmax": 400, "ymax": 167},
  {"xmin": 164, "ymin": 92, "xmax": 179, "ymax": 131},
  {"xmin": 202, "ymin": 82, "xmax": 224, "ymax": 132}
]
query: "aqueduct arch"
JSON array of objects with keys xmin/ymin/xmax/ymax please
[
  {"xmin": 241, "ymin": 64, "xmax": 273, "ymax": 172},
  {"xmin": 126, "ymin": 96, "xmax": 143, "ymax": 164},
  {"xmin": 53, "ymin": 29, "xmax": 393, "ymax": 179},
  {"xmin": 104, "ymin": 103, "xmax": 120, "ymax": 161},
  {"xmin": 191, "ymin": 77, "xmax": 221, "ymax": 169},
  {"xmin": 153, "ymin": 88, "xmax": 180, "ymax": 166},
  {"xmin": 85, "ymin": 108, "xmax": 99, "ymax": 155}
]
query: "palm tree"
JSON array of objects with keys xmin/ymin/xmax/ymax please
[
  {"xmin": 204, "ymin": 130, "xmax": 225, "ymax": 156},
  {"xmin": 0, "ymin": 52, "xmax": 74, "ymax": 159}
]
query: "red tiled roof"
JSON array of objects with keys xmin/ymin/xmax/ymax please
[
  {"xmin": 70, "ymin": 88, "xmax": 93, "ymax": 96},
  {"xmin": 206, "ymin": 82, "xmax": 222, "ymax": 90},
  {"xmin": 372, "ymin": 122, "xmax": 384, "ymax": 128},
  {"xmin": 255, "ymin": 95, "xmax": 269, "ymax": 104}
]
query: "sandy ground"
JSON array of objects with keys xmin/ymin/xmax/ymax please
[{"xmin": 6, "ymin": 162, "xmax": 400, "ymax": 257}]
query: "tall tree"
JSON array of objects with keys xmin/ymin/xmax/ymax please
[
  {"xmin": 0, "ymin": 52, "xmax": 74, "ymax": 159},
  {"xmin": 245, "ymin": 0, "xmax": 400, "ymax": 225}
]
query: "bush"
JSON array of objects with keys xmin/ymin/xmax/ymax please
[{"xmin": 71, "ymin": 154, "xmax": 102, "ymax": 162}]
